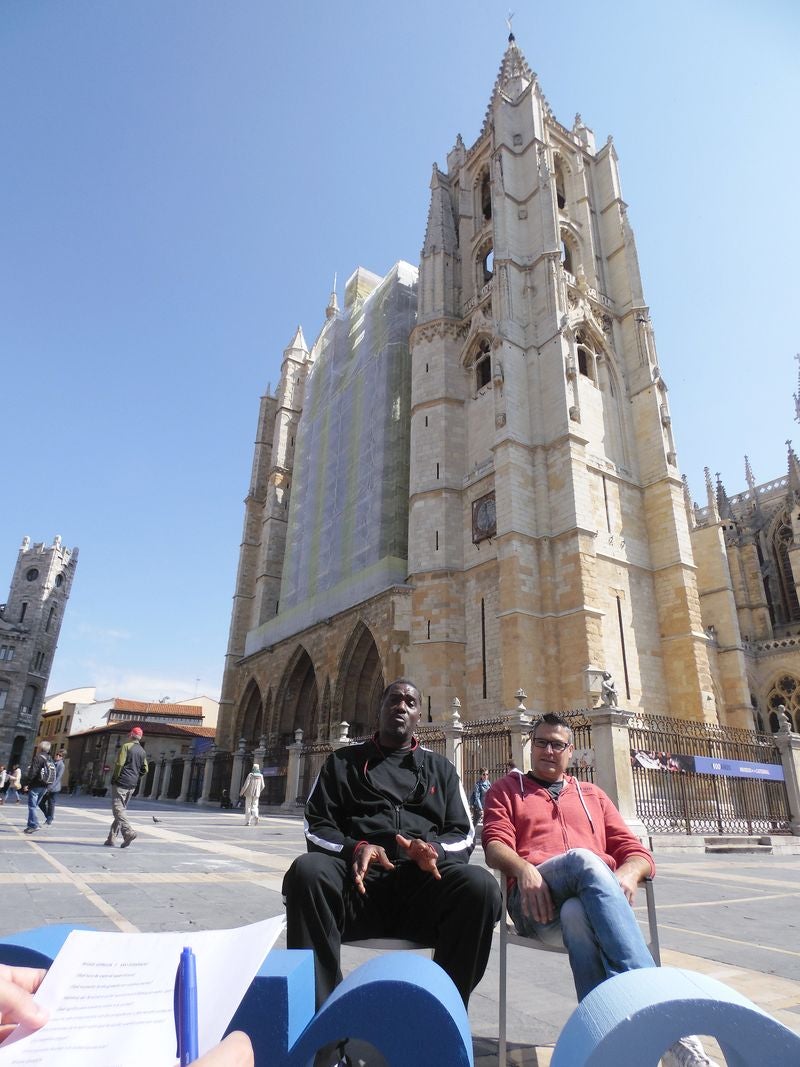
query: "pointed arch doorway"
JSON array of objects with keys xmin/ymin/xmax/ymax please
[{"xmin": 335, "ymin": 623, "xmax": 385, "ymax": 738}]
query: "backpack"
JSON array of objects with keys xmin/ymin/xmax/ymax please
[{"xmin": 39, "ymin": 757, "xmax": 57, "ymax": 786}]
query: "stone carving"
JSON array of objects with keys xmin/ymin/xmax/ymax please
[{"xmin": 600, "ymin": 671, "xmax": 619, "ymax": 708}]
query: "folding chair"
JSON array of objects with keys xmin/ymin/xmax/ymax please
[{"xmin": 498, "ymin": 874, "xmax": 661, "ymax": 1067}]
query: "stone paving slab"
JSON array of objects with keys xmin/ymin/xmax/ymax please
[{"xmin": 1, "ymin": 796, "xmax": 799, "ymax": 1065}]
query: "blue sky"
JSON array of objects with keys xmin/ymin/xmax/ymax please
[{"xmin": 1, "ymin": 1, "xmax": 798, "ymax": 703}]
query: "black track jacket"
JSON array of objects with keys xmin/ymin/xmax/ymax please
[{"xmin": 304, "ymin": 736, "xmax": 475, "ymax": 867}]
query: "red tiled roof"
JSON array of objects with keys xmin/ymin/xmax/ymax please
[
  {"xmin": 112, "ymin": 698, "xmax": 204, "ymax": 716},
  {"xmin": 70, "ymin": 721, "xmax": 213, "ymax": 740}
]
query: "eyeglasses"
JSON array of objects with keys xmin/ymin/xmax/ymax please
[{"xmin": 532, "ymin": 738, "xmax": 570, "ymax": 753}]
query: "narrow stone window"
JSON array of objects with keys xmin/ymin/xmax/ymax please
[
  {"xmin": 475, "ymin": 339, "xmax": 492, "ymax": 390},
  {"xmin": 427, "ymin": 620, "xmax": 431, "ymax": 640},
  {"xmin": 602, "ymin": 475, "xmax": 612, "ymax": 532},
  {"xmin": 482, "ymin": 245, "xmax": 494, "ymax": 284},
  {"xmin": 561, "ymin": 239, "xmax": 573, "ymax": 275},
  {"xmin": 435, "ymin": 530, "xmax": 439, "ymax": 551},
  {"xmin": 20, "ymin": 602, "xmax": 27, "ymax": 623},
  {"xmin": 481, "ymin": 169, "xmax": 492, "ymax": 220},
  {"xmin": 616, "ymin": 596, "xmax": 631, "ymax": 700},
  {"xmin": 436, "ymin": 462, "xmax": 440, "ymax": 479},
  {"xmin": 555, "ymin": 160, "xmax": 567, "ymax": 210},
  {"xmin": 45, "ymin": 606, "xmax": 56, "ymax": 633},
  {"xmin": 481, "ymin": 598, "xmax": 487, "ymax": 699},
  {"xmin": 424, "ymin": 415, "xmax": 428, "ymax": 427}
]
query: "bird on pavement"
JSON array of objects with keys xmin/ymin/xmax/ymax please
[{"xmin": 152, "ymin": 815, "xmax": 161, "ymax": 823}]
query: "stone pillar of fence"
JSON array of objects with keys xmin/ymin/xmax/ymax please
[
  {"xmin": 774, "ymin": 722, "xmax": 800, "ymax": 836},
  {"xmin": 443, "ymin": 699, "xmax": 464, "ymax": 779},
  {"xmin": 585, "ymin": 705, "xmax": 647, "ymax": 839},
  {"xmin": 178, "ymin": 756, "xmax": 192, "ymax": 803},
  {"xmin": 331, "ymin": 722, "xmax": 350, "ymax": 751},
  {"xmin": 282, "ymin": 729, "xmax": 304, "ymax": 809},
  {"xmin": 197, "ymin": 744, "xmax": 216, "ymax": 806},
  {"xmin": 508, "ymin": 689, "xmax": 533, "ymax": 771},
  {"xmin": 158, "ymin": 754, "xmax": 174, "ymax": 802},
  {"xmin": 229, "ymin": 738, "xmax": 247, "ymax": 802},
  {"xmin": 148, "ymin": 759, "xmax": 163, "ymax": 800}
]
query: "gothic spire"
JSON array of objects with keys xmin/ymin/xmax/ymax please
[
  {"xmin": 325, "ymin": 275, "xmax": 339, "ymax": 320},
  {"xmin": 794, "ymin": 353, "xmax": 800, "ymax": 424},
  {"xmin": 787, "ymin": 439, "xmax": 800, "ymax": 497},
  {"xmin": 704, "ymin": 467, "xmax": 720, "ymax": 523},
  {"xmin": 421, "ymin": 164, "xmax": 457, "ymax": 257},
  {"xmin": 480, "ymin": 34, "xmax": 535, "ymax": 137},
  {"xmin": 286, "ymin": 325, "xmax": 308, "ymax": 353},
  {"xmin": 744, "ymin": 455, "xmax": 756, "ymax": 495},
  {"xmin": 715, "ymin": 471, "xmax": 732, "ymax": 519}
]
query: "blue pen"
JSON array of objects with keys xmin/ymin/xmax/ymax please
[{"xmin": 175, "ymin": 946, "xmax": 199, "ymax": 1066}]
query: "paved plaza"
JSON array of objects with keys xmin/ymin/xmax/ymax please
[{"xmin": 2, "ymin": 795, "xmax": 800, "ymax": 1064}]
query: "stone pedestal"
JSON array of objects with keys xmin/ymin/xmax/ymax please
[
  {"xmin": 282, "ymin": 731, "xmax": 304, "ymax": 809},
  {"xmin": 443, "ymin": 700, "xmax": 464, "ymax": 779},
  {"xmin": 148, "ymin": 760, "xmax": 163, "ymax": 800},
  {"xmin": 774, "ymin": 728, "xmax": 800, "ymax": 836},
  {"xmin": 230, "ymin": 738, "xmax": 247, "ymax": 802},
  {"xmin": 158, "ymin": 758, "xmax": 173, "ymax": 802},
  {"xmin": 197, "ymin": 745, "xmax": 216, "ymax": 807},
  {"xmin": 585, "ymin": 705, "xmax": 648, "ymax": 840}
]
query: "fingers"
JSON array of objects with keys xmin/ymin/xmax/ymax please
[
  {"xmin": 0, "ymin": 972, "xmax": 48, "ymax": 1034},
  {"xmin": 191, "ymin": 1031, "xmax": 255, "ymax": 1067}
]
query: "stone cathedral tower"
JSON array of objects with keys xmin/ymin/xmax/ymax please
[
  {"xmin": 0, "ymin": 535, "xmax": 78, "ymax": 766},
  {"xmin": 408, "ymin": 34, "xmax": 716, "ymax": 721},
  {"xmin": 218, "ymin": 35, "xmax": 720, "ymax": 756}
]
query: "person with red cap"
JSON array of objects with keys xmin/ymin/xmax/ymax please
[{"xmin": 104, "ymin": 726, "xmax": 148, "ymax": 848}]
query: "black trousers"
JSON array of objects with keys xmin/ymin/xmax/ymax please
[
  {"xmin": 283, "ymin": 852, "xmax": 501, "ymax": 1009},
  {"xmin": 38, "ymin": 790, "xmax": 56, "ymax": 822}
]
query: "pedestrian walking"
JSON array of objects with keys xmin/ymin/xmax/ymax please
[
  {"xmin": 104, "ymin": 727, "xmax": 148, "ymax": 848},
  {"xmin": 22, "ymin": 742, "xmax": 56, "ymax": 834},
  {"xmin": 470, "ymin": 767, "xmax": 491, "ymax": 824},
  {"xmin": 5, "ymin": 765, "xmax": 22, "ymax": 803},
  {"xmin": 239, "ymin": 764, "xmax": 265, "ymax": 826},
  {"xmin": 0, "ymin": 764, "xmax": 7, "ymax": 804},
  {"xmin": 38, "ymin": 751, "xmax": 66, "ymax": 825}
]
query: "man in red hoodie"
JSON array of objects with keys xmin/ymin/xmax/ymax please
[{"xmin": 482, "ymin": 712, "xmax": 717, "ymax": 1067}]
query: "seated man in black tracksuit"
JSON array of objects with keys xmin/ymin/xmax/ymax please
[{"xmin": 283, "ymin": 678, "xmax": 502, "ymax": 1010}]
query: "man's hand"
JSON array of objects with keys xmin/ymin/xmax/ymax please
[
  {"xmin": 0, "ymin": 965, "xmax": 48, "ymax": 1043},
  {"xmin": 395, "ymin": 835, "xmax": 441, "ymax": 880},
  {"xmin": 189, "ymin": 1030, "xmax": 254, "ymax": 1067},
  {"xmin": 515, "ymin": 861, "xmax": 556, "ymax": 925},
  {"xmin": 615, "ymin": 857, "xmax": 650, "ymax": 905},
  {"xmin": 352, "ymin": 843, "xmax": 395, "ymax": 895}
]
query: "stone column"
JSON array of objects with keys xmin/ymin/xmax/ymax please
[
  {"xmin": 282, "ymin": 729, "xmax": 304, "ymax": 809},
  {"xmin": 158, "ymin": 754, "xmax": 174, "ymax": 801},
  {"xmin": 508, "ymin": 689, "xmax": 532, "ymax": 772},
  {"xmin": 229, "ymin": 738, "xmax": 247, "ymax": 801},
  {"xmin": 148, "ymin": 757, "xmax": 163, "ymax": 800},
  {"xmin": 585, "ymin": 705, "xmax": 647, "ymax": 839},
  {"xmin": 443, "ymin": 698, "xmax": 464, "ymax": 778},
  {"xmin": 178, "ymin": 756, "xmax": 192, "ymax": 803},
  {"xmin": 198, "ymin": 744, "xmax": 216, "ymax": 807},
  {"xmin": 774, "ymin": 725, "xmax": 800, "ymax": 836}
]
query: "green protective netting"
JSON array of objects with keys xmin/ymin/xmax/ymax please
[{"xmin": 246, "ymin": 262, "xmax": 417, "ymax": 654}]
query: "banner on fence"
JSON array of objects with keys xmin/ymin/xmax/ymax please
[{"xmin": 631, "ymin": 750, "xmax": 784, "ymax": 781}]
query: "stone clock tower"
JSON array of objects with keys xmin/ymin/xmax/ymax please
[
  {"xmin": 0, "ymin": 535, "xmax": 78, "ymax": 766},
  {"xmin": 408, "ymin": 34, "xmax": 715, "ymax": 721}
]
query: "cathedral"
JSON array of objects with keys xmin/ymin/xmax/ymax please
[{"xmin": 217, "ymin": 34, "xmax": 785, "ymax": 753}]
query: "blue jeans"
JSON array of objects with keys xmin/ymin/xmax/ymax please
[
  {"xmin": 26, "ymin": 786, "xmax": 45, "ymax": 829},
  {"xmin": 507, "ymin": 848, "xmax": 656, "ymax": 1000}
]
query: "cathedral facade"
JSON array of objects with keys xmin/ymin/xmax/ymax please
[{"xmin": 217, "ymin": 36, "xmax": 720, "ymax": 752}]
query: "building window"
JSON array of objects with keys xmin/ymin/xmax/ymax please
[
  {"xmin": 767, "ymin": 675, "xmax": 800, "ymax": 731},
  {"xmin": 575, "ymin": 330, "xmax": 597, "ymax": 382},
  {"xmin": 475, "ymin": 339, "xmax": 492, "ymax": 390},
  {"xmin": 0, "ymin": 687, "xmax": 7, "ymax": 710},
  {"xmin": 26, "ymin": 568, "xmax": 39, "ymax": 582},
  {"xmin": 480, "ymin": 168, "xmax": 492, "ymax": 221},
  {"xmin": 481, "ymin": 245, "xmax": 494, "ymax": 285},
  {"xmin": 46, "ymin": 606, "xmax": 56, "ymax": 633},
  {"xmin": 555, "ymin": 158, "xmax": 567, "ymax": 210},
  {"xmin": 20, "ymin": 603, "xmax": 27, "ymax": 623}
]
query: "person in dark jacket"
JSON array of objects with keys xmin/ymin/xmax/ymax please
[
  {"xmin": 283, "ymin": 678, "xmax": 501, "ymax": 1010},
  {"xmin": 22, "ymin": 741, "xmax": 53, "ymax": 834},
  {"xmin": 104, "ymin": 727, "xmax": 148, "ymax": 848}
]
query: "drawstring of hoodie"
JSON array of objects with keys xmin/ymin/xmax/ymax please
[{"xmin": 518, "ymin": 770, "xmax": 595, "ymax": 834}]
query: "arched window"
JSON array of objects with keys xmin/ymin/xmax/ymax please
[
  {"xmin": 555, "ymin": 158, "xmax": 567, "ymax": 210},
  {"xmin": 575, "ymin": 330, "xmax": 597, "ymax": 382},
  {"xmin": 561, "ymin": 239, "xmax": 573, "ymax": 274},
  {"xmin": 480, "ymin": 169, "xmax": 492, "ymax": 221},
  {"xmin": 481, "ymin": 245, "xmax": 494, "ymax": 285},
  {"xmin": 771, "ymin": 513, "xmax": 800, "ymax": 624}
]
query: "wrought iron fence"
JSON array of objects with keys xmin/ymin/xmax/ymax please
[
  {"xmin": 298, "ymin": 741, "xmax": 333, "ymax": 804},
  {"xmin": 187, "ymin": 756, "xmax": 204, "ymax": 802},
  {"xmin": 629, "ymin": 713, "xmax": 789, "ymax": 835},
  {"xmin": 461, "ymin": 717, "xmax": 511, "ymax": 785},
  {"xmin": 210, "ymin": 751, "xmax": 233, "ymax": 803},
  {"xmin": 167, "ymin": 758, "xmax": 184, "ymax": 799},
  {"xmin": 261, "ymin": 736, "xmax": 289, "ymax": 806},
  {"xmin": 562, "ymin": 711, "xmax": 594, "ymax": 783},
  {"xmin": 415, "ymin": 725, "xmax": 446, "ymax": 758}
]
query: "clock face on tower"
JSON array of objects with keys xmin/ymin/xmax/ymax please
[{"xmin": 472, "ymin": 492, "xmax": 497, "ymax": 544}]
